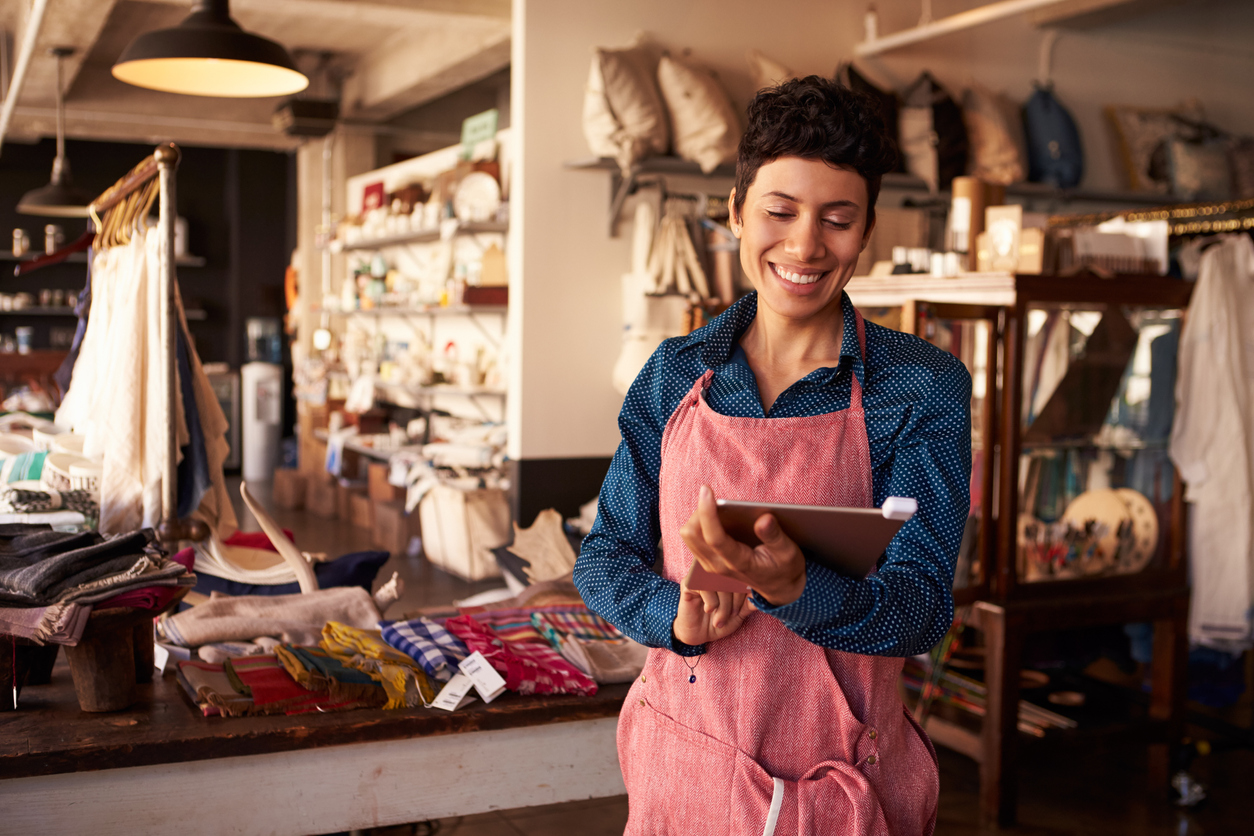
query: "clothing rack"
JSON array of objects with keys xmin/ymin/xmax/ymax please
[{"xmin": 86, "ymin": 143, "xmax": 205, "ymax": 547}]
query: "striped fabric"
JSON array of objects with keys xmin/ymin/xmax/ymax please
[
  {"xmin": 468, "ymin": 605, "xmax": 592, "ymax": 646},
  {"xmin": 446, "ymin": 614, "xmax": 597, "ymax": 697},
  {"xmin": 4, "ymin": 451, "xmax": 47, "ymax": 483},
  {"xmin": 379, "ymin": 616, "xmax": 469, "ymax": 682},
  {"xmin": 531, "ymin": 609, "xmax": 623, "ymax": 651}
]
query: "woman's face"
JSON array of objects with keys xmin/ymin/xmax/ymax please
[{"xmin": 732, "ymin": 156, "xmax": 873, "ymax": 321}]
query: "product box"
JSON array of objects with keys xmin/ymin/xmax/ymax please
[
  {"xmin": 272, "ymin": 468, "xmax": 307, "ymax": 511},
  {"xmin": 350, "ymin": 492, "xmax": 375, "ymax": 530},
  {"xmin": 300, "ymin": 434, "xmax": 329, "ymax": 478},
  {"xmin": 367, "ymin": 462, "xmax": 405, "ymax": 504},
  {"xmin": 418, "ymin": 484, "xmax": 509, "ymax": 581},
  {"xmin": 305, "ymin": 478, "xmax": 338, "ymax": 518},
  {"xmin": 336, "ymin": 480, "xmax": 366, "ymax": 521},
  {"xmin": 373, "ymin": 499, "xmax": 420, "ymax": 555}
]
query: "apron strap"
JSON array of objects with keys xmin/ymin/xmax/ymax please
[
  {"xmin": 763, "ymin": 776, "xmax": 786, "ymax": 836},
  {"xmin": 850, "ymin": 307, "xmax": 867, "ymax": 412}
]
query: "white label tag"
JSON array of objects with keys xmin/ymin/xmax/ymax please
[
  {"xmin": 430, "ymin": 672, "xmax": 477, "ymax": 712},
  {"xmin": 458, "ymin": 651, "xmax": 507, "ymax": 703},
  {"xmin": 153, "ymin": 643, "xmax": 170, "ymax": 674}
]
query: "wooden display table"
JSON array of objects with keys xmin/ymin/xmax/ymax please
[{"xmin": 0, "ymin": 660, "xmax": 629, "ymax": 835}]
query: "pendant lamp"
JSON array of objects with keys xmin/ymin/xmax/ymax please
[
  {"xmin": 17, "ymin": 48, "xmax": 91, "ymax": 218},
  {"xmin": 112, "ymin": 0, "xmax": 308, "ymax": 98}
]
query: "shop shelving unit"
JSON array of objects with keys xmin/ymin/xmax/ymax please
[{"xmin": 847, "ymin": 271, "xmax": 1193, "ymax": 827}]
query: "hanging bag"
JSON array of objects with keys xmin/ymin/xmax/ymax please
[{"xmin": 1023, "ymin": 84, "xmax": 1084, "ymax": 188}]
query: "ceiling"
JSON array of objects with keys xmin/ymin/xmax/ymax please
[{"xmin": 0, "ymin": 0, "xmax": 511, "ymax": 151}]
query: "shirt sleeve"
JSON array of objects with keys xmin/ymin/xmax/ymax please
[
  {"xmin": 573, "ymin": 344, "xmax": 704, "ymax": 656},
  {"xmin": 752, "ymin": 359, "xmax": 971, "ymax": 657}
]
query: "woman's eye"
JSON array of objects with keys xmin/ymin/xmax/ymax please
[
  {"xmin": 823, "ymin": 219, "xmax": 852, "ymax": 229},
  {"xmin": 765, "ymin": 210, "xmax": 792, "ymax": 220}
]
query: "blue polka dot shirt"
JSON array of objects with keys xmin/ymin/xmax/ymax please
[{"xmin": 573, "ymin": 291, "xmax": 972, "ymax": 658}]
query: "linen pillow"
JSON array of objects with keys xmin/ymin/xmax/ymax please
[
  {"xmin": 962, "ymin": 83, "xmax": 1026, "ymax": 185},
  {"xmin": 657, "ymin": 53, "xmax": 741, "ymax": 174},
  {"xmin": 1167, "ymin": 137, "xmax": 1233, "ymax": 201},
  {"xmin": 1230, "ymin": 138, "xmax": 1254, "ymax": 199},
  {"xmin": 746, "ymin": 48, "xmax": 794, "ymax": 92},
  {"xmin": 582, "ymin": 43, "xmax": 670, "ymax": 172}
]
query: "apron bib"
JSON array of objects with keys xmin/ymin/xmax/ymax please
[{"xmin": 618, "ymin": 310, "xmax": 939, "ymax": 836}]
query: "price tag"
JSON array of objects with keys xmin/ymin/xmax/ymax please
[
  {"xmin": 430, "ymin": 672, "xmax": 477, "ymax": 712},
  {"xmin": 458, "ymin": 651, "xmax": 507, "ymax": 703},
  {"xmin": 153, "ymin": 643, "xmax": 170, "ymax": 674}
]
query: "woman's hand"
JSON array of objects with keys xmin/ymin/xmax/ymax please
[
  {"xmin": 679, "ymin": 484, "xmax": 808, "ymax": 606},
  {"xmin": 673, "ymin": 586, "xmax": 754, "ymax": 647}
]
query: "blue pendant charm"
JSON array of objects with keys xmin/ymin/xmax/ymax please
[{"xmin": 689, "ymin": 674, "xmax": 697, "ymax": 683}]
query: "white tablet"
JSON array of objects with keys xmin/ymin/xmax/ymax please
[{"xmin": 682, "ymin": 497, "xmax": 917, "ymax": 594}]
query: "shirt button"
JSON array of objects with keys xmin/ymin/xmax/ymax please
[
  {"xmin": 869, "ymin": 729, "xmax": 877, "ymax": 739},
  {"xmin": 866, "ymin": 755, "xmax": 877, "ymax": 765},
  {"xmin": 639, "ymin": 700, "xmax": 645, "ymax": 707},
  {"xmin": 641, "ymin": 675, "xmax": 647, "ymax": 683}
]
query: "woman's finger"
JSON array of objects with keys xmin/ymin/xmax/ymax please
[
  {"xmin": 712, "ymin": 590, "xmax": 735, "ymax": 629},
  {"xmin": 698, "ymin": 588, "xmax": 720, "ymax": 615}
]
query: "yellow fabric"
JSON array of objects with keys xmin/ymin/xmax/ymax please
[{"xmin": 321, "ymin": 621, "xmax": 435, "ymax": 709}]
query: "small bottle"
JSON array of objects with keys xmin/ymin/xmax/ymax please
[{"xmin": 864, "ymin": 4, "xmax": 879, "ymax": 42}]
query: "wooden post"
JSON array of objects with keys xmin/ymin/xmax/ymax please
[{"xmin": 978, "ymin": 601, "xmax": 1024, "ymax": 827}]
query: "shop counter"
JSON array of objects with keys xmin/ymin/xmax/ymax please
[{"xmin": 0, "ymin": 658, "xmax": 629, "ymax": 835}]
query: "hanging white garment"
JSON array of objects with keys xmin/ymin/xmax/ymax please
[
  {"xmin": 1170, "ymin": 235, "xmax": 1254, "ymax": 649},
  {"xmin": 54, "ymin": 228, "xmax": 238, "ymax": 538}
]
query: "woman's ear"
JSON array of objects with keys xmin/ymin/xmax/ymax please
[{"xmin": 728, "ymin": 188, "xmax": 741, "ymax": 237}]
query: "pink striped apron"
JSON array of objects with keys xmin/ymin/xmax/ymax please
[{"xmin": 618, "ymin": 310, "xmax": 939, "ymax": 835}]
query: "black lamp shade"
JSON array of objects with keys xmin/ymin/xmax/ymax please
[
  {"xmin": 17, "ymin": 157, "xmax": 90, "ymax": 218},
  {"xmin": 112, "ymin": 0, "xmax": 308, "ymax": 98}
]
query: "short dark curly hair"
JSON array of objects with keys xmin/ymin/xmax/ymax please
[{"xmin": 733, "ymin": 75, "xmax": 897, "ymax": 228}]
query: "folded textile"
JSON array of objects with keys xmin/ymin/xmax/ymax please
[
  {"xmin": 0, "ymin": 524, "xmax": 96, "ymax": 562},
  {"xmin": 321, "ymin": 621, "xmax": 435, "ymax": 709},
  {"xmin": 57, "ymin": 555, "xmax": 191, "ymax": 605},
  {"xmin": 445, "ymin": 614, "xmax": 597, "ymax": 697},
  {"xmin": 378, "ymin": 616, "xmax": 469, "ymax": 683},
  {"xmin": 0, "ymin": 529, "xmax": 153, "ymax": 604},
  {"xmin": 178, "ymin": 659, "xmax": 253, "ymax": 716},
  {"xmin": 275, "ymin": 643, "xmax": 387, "ymax": 705},
  {"xmin": 2, "ymin": 450, "xmax": 46, "ymax": 483},
  {"xmin": 93, "ymin": 547, "xmax": 195, "ymax": 610},
  {"xmin": 157, "ymin": 586, "xmax": 381, "ymax": 647},
  {"xmin": 558, "ymin": 636, "xmax": 649, "ymax": 684},
  {"xmin": 224, "ymin": 655, "xmax": 328, "ymax": 711},
  {"xmin": 198, "ymin": 639, "xmax": 277, "ymax": 664},
  {"xmin": 530, "ymin": 609, "xmax": 623, "ymax": 648},
  {"xmin": 0, "ymin": 600, "xmax": 90, "ymax": 645}
]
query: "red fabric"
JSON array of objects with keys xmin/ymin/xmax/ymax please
[
  {"xmin": 445, "ymin": 614, "xmax": 597, "ymax": 696},
  {"xmin": 618, "ymin": 310, "xmax": 939, "ymax": 836},
  {"xmin": 93, "ymin": 548, "xmax": 195, "ymax": 611},
  {"xmin": 225, "ymin": 529, "xmax": 296, "ymax": 552}
]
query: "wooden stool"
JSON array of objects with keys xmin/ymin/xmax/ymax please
[{"xmin": 64, "ymin": 607, "xmax": 146, "ymax": 712}]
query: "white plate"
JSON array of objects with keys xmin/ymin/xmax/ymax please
[{"xmin": 453, "ymin": 172, "xmax": 501, "ymax": 224}]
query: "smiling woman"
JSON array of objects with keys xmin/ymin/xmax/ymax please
[{"xmin": 575, "ymin": 76, "xmax": 972, "ymax": 836}]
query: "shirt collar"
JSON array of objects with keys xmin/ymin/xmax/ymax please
[{"xmin": 678, "ymin": 290, "xmax": 866, "ymax": 388}]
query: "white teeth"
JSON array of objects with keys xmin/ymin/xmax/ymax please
[{"xmin": 774, "ymin": 265, "xmax": 821, "ymax": 285}]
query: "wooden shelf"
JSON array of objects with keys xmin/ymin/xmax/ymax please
[
  {"xmin": 0, "ymin": 306, "xmax": 206, "ymax": 320},
  {"xmin": 330, "ymin": 221, "xmax": 508, "ymax": 253},
  {"xmin": 341, "ymin": 304, "xmax": 506, "ymax": 317},
  {"xmin": 0, "ymin": 250, "xmax": 206, "ymax": 267}
]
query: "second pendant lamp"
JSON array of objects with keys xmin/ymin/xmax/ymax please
[{"xmin": 112, "ymin": 0, "xmax": 308, "ymax": 98}]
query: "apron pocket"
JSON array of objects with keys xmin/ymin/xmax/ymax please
[
  {"xmin": 619, "ymin": 695, "xmax": 777, "ymax": 835},
  {"xmin": 619, "ymin": 696, "xmax": 891, "ymax": 836}
]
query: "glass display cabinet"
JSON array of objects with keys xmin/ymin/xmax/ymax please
[{"xmin": 848, "ymin": 273, "xmax": 1193, "ymax": 827}]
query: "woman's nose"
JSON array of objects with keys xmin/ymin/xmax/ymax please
[{"xmin": 785, "ymin": 217, "xmax": 825, "ymax": 261}]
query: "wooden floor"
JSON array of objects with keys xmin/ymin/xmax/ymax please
[{"xmin": 234, "ymin": 480, "xmax": 1253, "ymax": 836}]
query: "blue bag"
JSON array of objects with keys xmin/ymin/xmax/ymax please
[{"xmin": 1023, "ymin": 84, "xmax": 1083, "ymax": 188}]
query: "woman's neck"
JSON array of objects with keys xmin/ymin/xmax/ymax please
[
  {"xmin": 741, "ymin": 294, "xmax": 845, "ymax": 371},
  {"xmin": 739, "ymin": 295, "xmax": 846, "ymax": 413}
]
